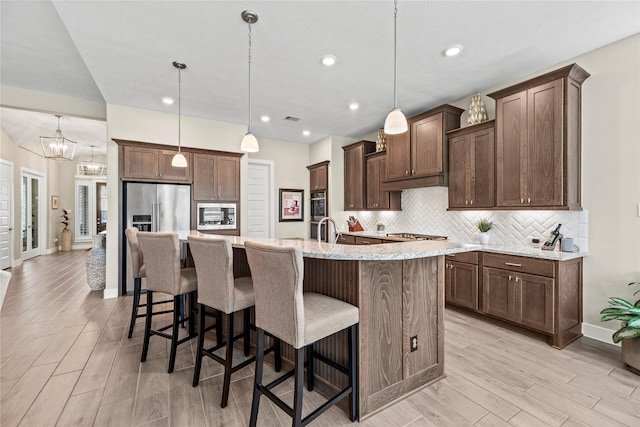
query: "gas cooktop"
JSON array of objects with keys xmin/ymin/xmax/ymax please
[{"xmin": 386, "ymin": 233, "xmax": 448, "ymax": 241}]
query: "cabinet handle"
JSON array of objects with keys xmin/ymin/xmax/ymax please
[
  {"xmin": 521, "ymin": 198, "xmax": 524, "ymax": 203},
  {"xmin": 465, "ymin": 200, "xmax": 468, "ymax": 205},
  {"xmin": 527, "ymin": 197, "xmax": 531, "ymax": 204},
  {"xmin": 515, "ymin": 276, "xmax": 520, "ymax": 282},
  {"xmin": 509, "ymin": 275, "xmax": 513, "ymax": 281},
  {"xmin": 405, "ymin": 170, "xmax": 409, "ymax": 175},
  {"xmin": 448, "ymin": 254, "xmax": 456, "ymax": 257},
  {"xmin": 411, "ymin": 169, "xmax": 415, "ymax": 174},
  {"xmin": 470, "ymin": 200, "xmax": 473, "ymax": 205},
  {"xmin": 505, "ymin": 262, "xmax": 522, "ymax": 267}
]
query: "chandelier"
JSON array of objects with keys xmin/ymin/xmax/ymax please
[{"xmin": 40, "ymin": 115, "xmax": 77, "ymax": 160}]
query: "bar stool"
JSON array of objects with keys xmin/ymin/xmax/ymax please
[
  {"xmin": 188, "ymin": 235, "xmax": 281, "ymax": 408},
  {"xmin": 124, "ymin": 227, "xmax": 173, "ymax": 339},
  {"xmin": 137, "ymin": 232, "xmax": 198, "ymax": 373},
  {"xmin": 244, "ymin": 241, "xmax": 359, "ymax": 426}
]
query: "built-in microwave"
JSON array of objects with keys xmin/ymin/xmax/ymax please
[{"xmin": 196, "ymin": 203, "xmax": 237, "ymax": 230}]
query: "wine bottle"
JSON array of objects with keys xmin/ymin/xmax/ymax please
[{"xmin": 542, "ymin": 223, "xmax": 562, "ymax": 250}]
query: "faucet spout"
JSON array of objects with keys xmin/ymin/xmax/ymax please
[{"xmin": 317, "ymin": 217, "xmax": 341, "ymax": 244}]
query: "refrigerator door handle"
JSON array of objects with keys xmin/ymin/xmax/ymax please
[
  {"xmin": 156, "ymin": 202, "xmax": 161, "ymax": 231},
  {"xmin": 152, "ymin": 202, "xmax": 157, "ymax": 232}
]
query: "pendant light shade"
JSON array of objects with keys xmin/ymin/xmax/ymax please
[
  {"xmin": 240, "ymin": 132, "xmax": 259, "ymax": 152},
  {"xmin": 40, "ymin": 115, "xmax": 77, "ymax": 160},
  {"xmin": 241, "ymin": 10, "xmax": 259, "ymax": 153},
  {"xmin": 79, "ymin": 145, "xmax": 106, "ymax": 175},
  {"xmin": 171, "ymin": 61, "xmax": 188, "ymax": 168},
  {"xmin": 384, "ymin": 0, "xmax": 408, "ymax": 135}
]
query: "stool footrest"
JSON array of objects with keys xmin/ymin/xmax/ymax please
[{"xmin": 313, "ymin": 352, "xmax": 349, "ymax": 375}]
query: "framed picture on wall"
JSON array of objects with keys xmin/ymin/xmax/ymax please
[
  {"xmin": 279, "ymin": 189, "xmax": 304, "ymax": 222},
  {"xmin": 51, "ymin": 195, "xmax": 59, "ymax": 210}
]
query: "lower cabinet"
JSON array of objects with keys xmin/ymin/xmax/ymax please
[{"xmin": 448, "ymin": 252, "xmax": 582, "ymax": 349}]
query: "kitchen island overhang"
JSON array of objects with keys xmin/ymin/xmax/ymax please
[{"xmin": 180, "ymin": 231, "xmax": 480, "ymax": 419}]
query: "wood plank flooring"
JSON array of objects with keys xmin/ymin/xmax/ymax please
[{"xmin": 1, "ymin": 250, "xmax": 639, "ymax": 426}]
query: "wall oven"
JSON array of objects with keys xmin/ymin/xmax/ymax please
[{"xmin": 197, "ymin": 203, "xmax": 237, "ymax": 231}]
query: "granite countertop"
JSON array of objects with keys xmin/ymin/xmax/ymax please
[
  {"xmin": 178, "ymin": 230, "xmax": 481, "ymax": 261},
  {"xmin": 339, "ymin": 230, "xmax": 586, "ymax": 261}
]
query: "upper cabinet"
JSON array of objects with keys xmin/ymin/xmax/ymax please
[
  {"xmin": 308, "ymin": 161, "xmax": 329, "ymax": 191},
  {"xmin": 384, "ymin": 104, "xmax": 464, "ymax": 191},
  {"xmin": 366, "ymin": 152, "xmax": 401, "ymax": 211},
  {"xmin": 193, "ymin": 153, "xmax": 241, "ymax": 201},
  {"xmin": 489, "ymin": 63, "xmax": 589, "ymax": 209},
  {"xmin": 122, "ymin": 145, "xmax": 192, "ymax": 182},
  {"xmin": 447, "ymin": 121, "xmax": 495, "ymax": 209},
  {"xmin": 343, "ymin": 141, "xmax": 375, "ymax": 210}
]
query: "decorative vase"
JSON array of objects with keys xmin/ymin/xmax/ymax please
[
  {"xmin": 86, "ymin": 234, "xmax": 106, "ymax": 291},
  {"xmin": 377, "ymin": 224, "xmax": 385, "ymax": 232},
  {"xmin": 60, "ymin": 229, "xmax": 72, "ymax": 252},
  {"xmin": 621, "ymin": 336, "xmax": 640, "ymax": 375},
  {"xmin": 467, "ymin": 93, "xmax": 488, "ymax": 125},
  {"xmin": 376, "ymin": 129, "xmax": 387, "ymax": 152},
  {"xmin": 479, "ymin": 232, "xmax": 490, "ymax": 245}
]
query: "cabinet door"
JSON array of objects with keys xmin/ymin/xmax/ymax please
[
  {"xmin": 482, "ymin": 267, "xmax": 514, "ymax": 322},
  {"xmin": 158, "ymin": 150, "xmax": 191, "ymax": 181},
  {"xmin": 366, "ymin": 155, "xmax": 382, "ymax": 209},
  {"xmin": 526, "ymin": 80, "xmax": 563, "ymax": 207},
  {"xmin": 309, "ymin": 165, "xmax": 328, "ymax": 190},
  {"xmin": 471, "ymin": 127, "xmax": 495, "ymax": 208},
  {"xmin": 449, "ymin": 261, "xmax": 478, "ymax": 311},
  {"xmin": 344, "ymin": 145, "xmax": 364, "ymax": 210},
  {"xmin": 215, "ymin": 155, "xmax": 240, "ymax": 201},
  {"xmin": 385, "ymin": 131, "xmax": 411, "ymax": 180},
  {"xmin": 123, "ymin": 146, "xmax": 159, "ymax": 179},
  {"xmin": 193, "ymin": 154, "xmax": 216, "ymax": 200},
  {"xmin": 448, "ymin": 135, "xmax": 469, "ymax": 208},
  {"xmin": 496, "ymin": 91, "xmax": 526, "ymax": 207},
  {"xmin": 514, "ymin": 272, "xmax": 554, "ymax": 333},
  {"xmin": 411, "ymin": 113, "xmax": 443, "ymax": 177}
]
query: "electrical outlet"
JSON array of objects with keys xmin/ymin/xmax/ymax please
[{"xmin": 411, "ymin": 335, "xmax": 418, "ymax": 352}]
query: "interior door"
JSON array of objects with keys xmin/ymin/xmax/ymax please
[
  {"xmin": 247, "ymin": 160, "xmax": 273, "ymax": 237},
  {"xmin": 0, "ymin": 161, "xmax": 13, "ymax": 269},
  {"xmin": 21, "ymin": 170, "xmax": 44, "ymax": 260}
]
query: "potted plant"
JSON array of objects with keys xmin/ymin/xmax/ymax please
[
  {"xmin": 476, "ymin": 219, "xmax": 493, "ymax": 245},
  {"xmin": 600, "ymin": 281, "xmax": 640, "ymax": 374},
  {"xmin": 60, "ymin": 209, "xmax": 72, "ymax": 251},
  {"xmin": 376, "ymin": 220, "xmax": 385, "ymax": 232}
]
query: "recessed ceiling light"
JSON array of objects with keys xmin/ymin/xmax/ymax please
[
  {"xmin": 261, "ymin": 115, "xmax": 270, "ymax": 122},
  {"xmin": 162, "ymin": 97, "xmax": 174, "ymax": 105},
  {"xmin": 349, "ymin": 103, "xmax": 360, "ymax": 111},
  {"xmin": 302, "ymin": 130, "xmax": 311, "ymax": 136},
  {"xmin": 444, "ymin": 44, "xmax": 464, "ymax": 57},
  {"xmin": 321, "ymin": 55, "xmax": 337, "ymax": 66}
]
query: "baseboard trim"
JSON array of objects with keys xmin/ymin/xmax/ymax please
[
  {"xmin": 103, "ymin": 288, "xmax": 118, "ymax": 299},
  {"xmin": 582, "ymin": 322, "xmax": 620, "ymax": 346}
]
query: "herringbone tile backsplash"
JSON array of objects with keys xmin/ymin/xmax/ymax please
[{"xmin": 355, "ymin": 187, "xmax": 588, "ymax": 252}]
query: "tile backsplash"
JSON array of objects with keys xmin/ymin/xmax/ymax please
[{"xmin": 354, "ymin": 187, "xmax": 588, "ymax": 252}]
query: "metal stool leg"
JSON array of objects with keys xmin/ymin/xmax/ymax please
[
  {"xmin": 140, "ymin": 290, "xmax": 153, "ymax": 362},
  {"xmin": 168, "ymin": 295, "xmax": 181, "ymax": 373},
  {"xmin": 192, "ymin": 303, "xmax": 207, "ymax": 387},
  {"xmin": 249, "ymin": 329, "xmax": 265, "ymax": 427}
]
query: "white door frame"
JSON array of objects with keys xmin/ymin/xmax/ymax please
[
  {"xmin": 247, "ymin": 159, "xmax": 275, "ymax": 238},
  {"xmin": 0, "ymin": 160, "xmax": 14, "ymax": 269},
  {"xmin": 20, "ymin": 168, "xmax": 46, "ymax": 261}
]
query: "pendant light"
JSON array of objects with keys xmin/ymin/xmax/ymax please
[
  {"xmin": 240, "ymin": 10, "xmax": 259, "ymax": 153},
  {"xmin": 40, "ymin": 115, "xmax": 77, "ymax": 160},
  {"xmin": 79, "ymin": 145, "xmax": 106, "ymax": 175},
  {"xmin": 383, "ymin": 0, "xmax": 408, "ymax": 135},
  {"xmin": 171, "ymin": 61, "xmax": 188, "ymax": 167}
]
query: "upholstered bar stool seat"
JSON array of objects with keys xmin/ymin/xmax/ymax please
[
  {"xmin": 138, "ymin": 232, "xmax": 198, "ymax": 373},
  {"xmin": 244, "ymin": 241, "xmax": 359, "ymax": 427},
  {"xmin": 188, "ymin": 235, "xmax": 281, "ymax": 408},
  {"xmin": 125, "ymin": 227, "xmax": 173, "ymax": 339}
]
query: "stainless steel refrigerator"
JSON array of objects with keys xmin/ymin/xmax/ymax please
[{"xmin": 122, "ymin": 183, "xmax": 191, "ymax": 294}]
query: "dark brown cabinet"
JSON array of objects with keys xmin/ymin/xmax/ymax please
[
  {"xmin": 343, "ymin": 141, "xmax": 375, "ymax": 210},
  {"xmin": 479, "ymin": 252, "xmax": 582, "ymax": 347},
  {"xmin": 445, "ymin": 252, "xmax": 479, "ymax": 311},
  {"xmin": 384, "ymin": 104, "xmax": 464, "ymax": 190},
  {"xmin": 193, "ymin": 153, "xmax": 240, "ymax": 201},
  {"xmin": 308, "ymin": 161, "xmax": 329, "ymax": 191},
  {"xmin": 122, "ymin": 145, "xmax": 192, "ymax": 182},
  {"xmin": 489, "ymin": 64, "xmax": 589, "ymax": 209},
  {"xmin": 366, "ymin": 152, "xmax": 401, "ymax": 211},
  {"xmin": 447, "ymin": 121, "xmax": 495, "ymax": 209}
]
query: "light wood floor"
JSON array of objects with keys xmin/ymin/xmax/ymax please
[{"xmin": 1, "ymin": 250, "xmax": 639, "ymax": 427}]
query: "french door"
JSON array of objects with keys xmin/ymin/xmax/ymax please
[
  {"xmin": 21, "ymin": 170, "xmax": 44, "ymax": 260},
  {"xmin": 0, "ymin": 160, "xmax": 13, "ymax": 269}
]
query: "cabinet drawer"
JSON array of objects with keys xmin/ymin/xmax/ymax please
[
  {"xmin": 445, "ymin": 251, "xmax": 478, "ymax": 265},
  {"xmin": 336, "ymin": 234, "xmax": 356, "ymax": 245},
  {"xmin": 355, "ymin": 236, "xmax": 383, "ymax": 245},
  {"xmin": 483, "ymin": 253, "xmax": 555, "ymax": 278}
]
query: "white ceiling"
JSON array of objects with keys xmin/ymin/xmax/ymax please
[{"xmin": 1, "ymin": 1, "xmax": 639, "ymax": 156}]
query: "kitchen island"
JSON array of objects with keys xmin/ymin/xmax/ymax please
[{"xmin": 180, "ymin": 231, "xmax": 479, "ymax": 419}]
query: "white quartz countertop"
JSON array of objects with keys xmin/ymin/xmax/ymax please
[
  {"xmin": 340, "ymin": 231, "xmax": 586, "ymax": 261},
  {"xmin": 178, "ymin": 230, "xmax": 481, "ymax": 261}
]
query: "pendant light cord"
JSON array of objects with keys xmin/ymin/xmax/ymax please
[
  {"xmin": 178, "ymin": 65, "xmax": 182, "ymax": 153},
  {"xmin": 393, "ymin": 0, "xmax": 398, "ymax": 110},
  {"xmin": 247, "ymin": 20, "xmax": 253, "ymax": 133}
]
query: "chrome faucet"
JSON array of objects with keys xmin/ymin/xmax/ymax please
[{"xmin": 317, "ymin": 217, "xmax": 341, "ymax": 244}]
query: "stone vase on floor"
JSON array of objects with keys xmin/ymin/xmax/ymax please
[
  {"xmin": 86, "ymin": 234, "xmax": 106, "ymax": 291},
  {"xmin": 622, "ymin": 336, "xmax": 640, "ymax": 375},
  {"xmin": 60, "ymin": 229, "xmax": 72, "ymax": 251}
]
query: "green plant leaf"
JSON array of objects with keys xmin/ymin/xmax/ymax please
[
  {"xmin": 608, "ymin": 297, "xmax": 633, "ymax": 308},
  {"xmin": 635, "ymin": 300, "xmax": 640, "ymax": 308},
  {"xmin": 613, "ymin": 327, "xmax": 640, "ymax": 343},
  {"xmin": 600, "ymin": 307, "xmax": 628, "ymax": 315},
  {"xmin": 627, "ymin": 317, "xmax": 640, "ymax": 328},
  {"xmin": 601, "ymin": 313, "xmax": 636, "ymax": 322}
]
